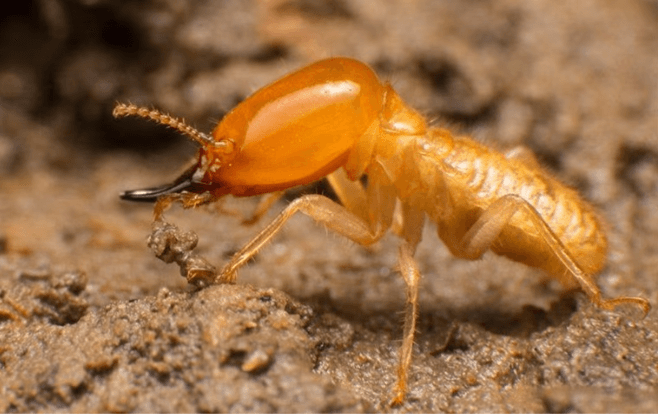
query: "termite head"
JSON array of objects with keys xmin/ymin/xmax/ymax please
[
  {"xmin": 116, "ymin": 58, "xmax": 389, "ymax": 202},
  {"xmin": 114, "ymin": 103, "xmax": 235, "ymax": 202}
]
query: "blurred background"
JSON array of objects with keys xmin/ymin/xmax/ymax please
[{"xmin": 0, "ymin": 0, "xmax": 657, "ymax": 411}]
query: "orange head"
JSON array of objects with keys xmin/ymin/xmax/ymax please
[{"xmin": 117, "ymin": 58, "xmax": 386, "ymax": 201}]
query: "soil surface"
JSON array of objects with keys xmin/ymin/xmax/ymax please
[{"xmin": 1, "ymin": 0, "xmax": 657, "ymax": 412}]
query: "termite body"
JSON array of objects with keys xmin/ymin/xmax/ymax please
[{"xmin": 114, "ymin": 57, "xmax": 650, "ymax": 405}]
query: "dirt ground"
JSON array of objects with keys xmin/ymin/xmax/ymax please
[{"xmin": 1, "ymin": 0, "xmax": 657, "ymax": 412}]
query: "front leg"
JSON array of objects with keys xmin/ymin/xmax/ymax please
[
  {"xmin": 217, "ymin": 194, "xmax": 385, "ymax": 283},
  {"xmin": 153, "ymin": 192, "xmax": 215, "ymax": 221}
]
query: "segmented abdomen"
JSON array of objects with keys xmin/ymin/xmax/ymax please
[{"xmin": 419, "ymin": 134, "xmax": 607, "ymax": 276}]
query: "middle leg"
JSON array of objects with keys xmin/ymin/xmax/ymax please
[{"xmin": 390, "ymin": 203, "xmax": 425, "ymax": 406}]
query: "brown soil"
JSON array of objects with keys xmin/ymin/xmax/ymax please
[{"xmin": 1, "ymin": 0, "xmax": 657, "ymax": 412}]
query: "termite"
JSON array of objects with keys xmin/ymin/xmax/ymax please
[{"xmin": 114, "ymin": 57, "xmax": 650, "ymax": 405}]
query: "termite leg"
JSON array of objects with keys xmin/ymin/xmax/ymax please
[
  {"xmin": 329, "ymin": 165, "xmax": 428, "ymax": 404},
  {"xmin": 326, "ymin": 169, "xmax": 369, "ymax": 223},
  {"xmin": 218, "ymin": 164, "xmax": 399, "ymax": 284},
  {"xmin": 390, "ymin": 240, "xmax": 421, "ymax": 406},
  {"xmin": 456, "ymin": 195, "xmax": 650, "ymax": 316},
  {"xmin": 241, "ymin": 191, "xmax": 285, "ymax": 225},
  {"xmin": 217, "ymin": 194, "xmax": 385, "ymax": 283},
  {"xmin": 390, "ymin": 203, "xmax": 425, "ymax": 406},
  {"xmin": 153, "ymin": 192, "xmax": 215, "ymax": 221}
]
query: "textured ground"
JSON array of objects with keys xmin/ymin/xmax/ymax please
[{"xmin": 1, "ymin": 0, "xmax": 657, "ymax": 412}]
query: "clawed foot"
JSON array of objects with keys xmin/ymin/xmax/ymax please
[{"xmin": 597, "ymin": 296, "xmax": 651, "ymax": 318}]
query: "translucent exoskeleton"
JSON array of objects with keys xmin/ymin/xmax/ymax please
[{"xmin": 114, "ymin": 57, "xmax": 650, "ymax": 405}]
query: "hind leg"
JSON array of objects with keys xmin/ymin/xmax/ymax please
[{"xmin": 455, "ymin": 194, "xmax": 650, "ymax": 315}]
